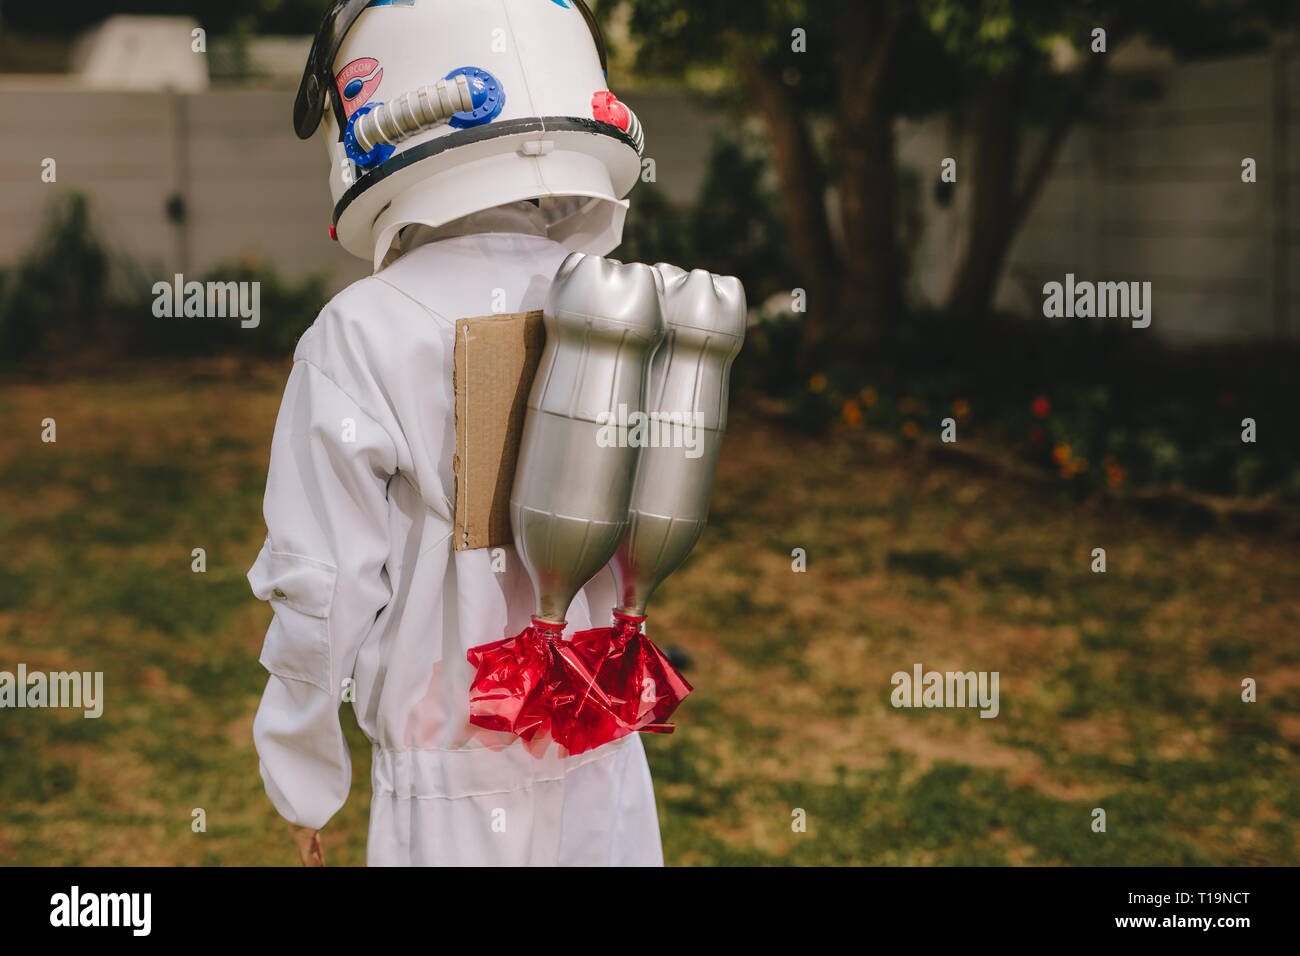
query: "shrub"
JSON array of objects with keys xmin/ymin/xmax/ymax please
[
  {"xmin": 0, "ymin": 193, "xmax": 328, "ymax": 365},
  {"xmin": 0, "ymin": 194, "xmax": 109, "ymax": 363}
]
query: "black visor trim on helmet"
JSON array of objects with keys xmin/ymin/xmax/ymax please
[
  {"xmin": 331, "ymin": 115, "xmax": 637, "ymax": 226},
  {"xmin": 294, "ymin": 0, "xmax": 374, "ymax": 140},
  {"xmin": 294, "ymin": 0, "xmax": 610, "ymax": 141},
  {"xmin": 572, "ymin": 0, "xmax": 608, "ymax": 75}
]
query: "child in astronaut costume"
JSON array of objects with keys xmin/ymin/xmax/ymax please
[{"xmin": 248, "ymin": 0, "xmax": 670, "ymax": 867}]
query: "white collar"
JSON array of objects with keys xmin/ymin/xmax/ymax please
[{"xmin": 380, "ymin": 202, "xmax": 550, "ymax": 268}]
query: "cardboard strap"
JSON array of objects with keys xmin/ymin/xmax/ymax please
[{"xmin": 452, "ymin": 310, "xmax": 545, "ymax": 551}]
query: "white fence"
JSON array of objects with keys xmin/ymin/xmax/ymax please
[
  {"xmin": 1, "ymin": 47, "xmax": 1295, "ymax": 343},
  {"xmin": 903, "ymin": 48, "xmax": 1300, "ymax": 343},
  {"xmin": 0, "ymin": 81, "xmax": 721, "ymax": 298}
]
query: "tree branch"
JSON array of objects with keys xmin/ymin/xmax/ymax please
[{"xmin": 1011, "ymin": 47, "xmax": 1108, "ymax": 227}]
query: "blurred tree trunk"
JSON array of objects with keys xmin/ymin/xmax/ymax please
[
  {"xmin": 835, "ymin": 3, "xmax": 905, "ymax": 352},
  {"xmin": 944, "ymin": 54, "xmax": 1107, "ymax": 320},
  {"xmin": 732, "ymin": 5, "xmax": 905, "ymax": 368},
  {"xmin": 733, "ymin": 44, "xmax": 841, "ymax": 369}
]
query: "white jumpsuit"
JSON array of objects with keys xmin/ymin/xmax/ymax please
[{"xmin": 249, "ymin": 203, "xmax": 663, "ymax": 866}]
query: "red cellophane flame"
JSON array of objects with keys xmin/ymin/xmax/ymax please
[
  {"xmin": 467, "ymin": 619, "xmax": 627, "ymax": 755},
  {"xmin": 467, "ymin": 613, "xmax": 693, "ymax": 755},
  {"xmin": 570, "ymin": 612, "xmax": 693, "ymax": 736}
]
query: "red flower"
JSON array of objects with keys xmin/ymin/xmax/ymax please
[
  {"xmin": 1031, "ymin": 396, "xmax": 1051, "ymax": 419},
  {"xmin": 1028, "ymin": 425, "xmax": 1046, "ymax": 446}
]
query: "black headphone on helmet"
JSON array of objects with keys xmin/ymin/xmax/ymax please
[{"xmin": 293, "ymin": 0, "xmax": 608, "ymax": 141}]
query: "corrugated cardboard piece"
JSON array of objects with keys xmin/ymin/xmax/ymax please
[{"xmin": 453, "ymin": 310, "xmax": 545, "ymax": 551}]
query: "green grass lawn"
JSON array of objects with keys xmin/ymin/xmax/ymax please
[{"xmin": 1, "ymin": 360, "xmax": 1297, "ymax": 865}]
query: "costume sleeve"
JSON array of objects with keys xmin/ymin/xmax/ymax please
[{"xmin": 249, "ymin": 355, "xmax": 398, "ymax": 830}]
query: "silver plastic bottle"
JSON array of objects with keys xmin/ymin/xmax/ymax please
[
  {"xmin": 510, "ymin": 252, "xmax": 666, "ymax": 625},
  {"xmin": 609, "ymin": 264, "xmax": 747, "ymax": 616}
]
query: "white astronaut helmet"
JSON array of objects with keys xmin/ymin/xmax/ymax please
[{"xmin": 294, "ymin": 0, "xmax": 645, "ymax": 271}]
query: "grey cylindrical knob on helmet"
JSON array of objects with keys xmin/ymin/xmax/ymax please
[
  {"xmin": 510, "ymin": 253, "xmax": 666, "ymax": 625},
  {"xmin": 351, "ymin": 75, "xmax": 477, "ymax": 153}
]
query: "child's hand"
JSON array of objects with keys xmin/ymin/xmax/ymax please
[{"xmin": 289, "ymin": 824, "xmax": 323, "ymax": 866}]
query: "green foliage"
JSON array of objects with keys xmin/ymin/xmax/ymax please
[
  {"xmin": 0, "ymin": 193, "xmax": 108, "ymax": 363},
  {"xmin": 769, "ymin": 308, "xmax": 1300, "ymax": 503},
  {"xmin": 612, "ymin": 0, "xmax": 1294, "ymax": 364},
  {"xmin": 613, "ymin": 0, "xmax": 1291, "ymax": 100},
  {"xmin": 131, "ymin": 258, "xmax": 328, "ymax": 359},
  {"xmin": 620, "ymin": 134, "xmax": 793, "ymax": 302},
  {"xmin": 686, "ymin": 136, "xmax": 792, "ymax": 302},
  {"xmin": 0, "ymin": 193, "xmax": 328, "ymax": 365},
  {"xmin": 616, "ymin": 182, "xmax": 694, "ymax": 269}
]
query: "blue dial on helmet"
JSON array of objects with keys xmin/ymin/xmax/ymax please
[
  {"xmin": 445, "ymin": 67, "xmax": 506, "ymax": 129},
  {"xmin": 344, "ymin": 103, "xmax": 396, "ymax": 168}
]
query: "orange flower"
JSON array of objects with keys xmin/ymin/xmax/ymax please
[
  {"xmin": 1106, "ymin": 463, "xmax": 1126, "ymax": 486},
  {"xmin": 809, "ymin": 373, "xmax": 828, "ymax": 393},
  {"xmin": 860, "ymin": 387, "xmax": 879, "ymax": 408},
  {"xmin": 901, "ymin": 420, "xmax": 920, "ymax": 439},
  {"xmin": 1059, "ymin": 456, "xmax": 1088, "ymax": 479},
  {"xmin": 952, "ymin": 398, "xmax": 970, "ymax": 419},
  {"xmin": 842, "ymin": 399, "xmax": 863, "ymax": 427},
  {"xmin": 1031, "ymin": 396, "xmax": 1051, "ymax": 419},
  {"xmin": 1051, "ymin": 444, "xmax": 1070, "ymax": 465}
]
